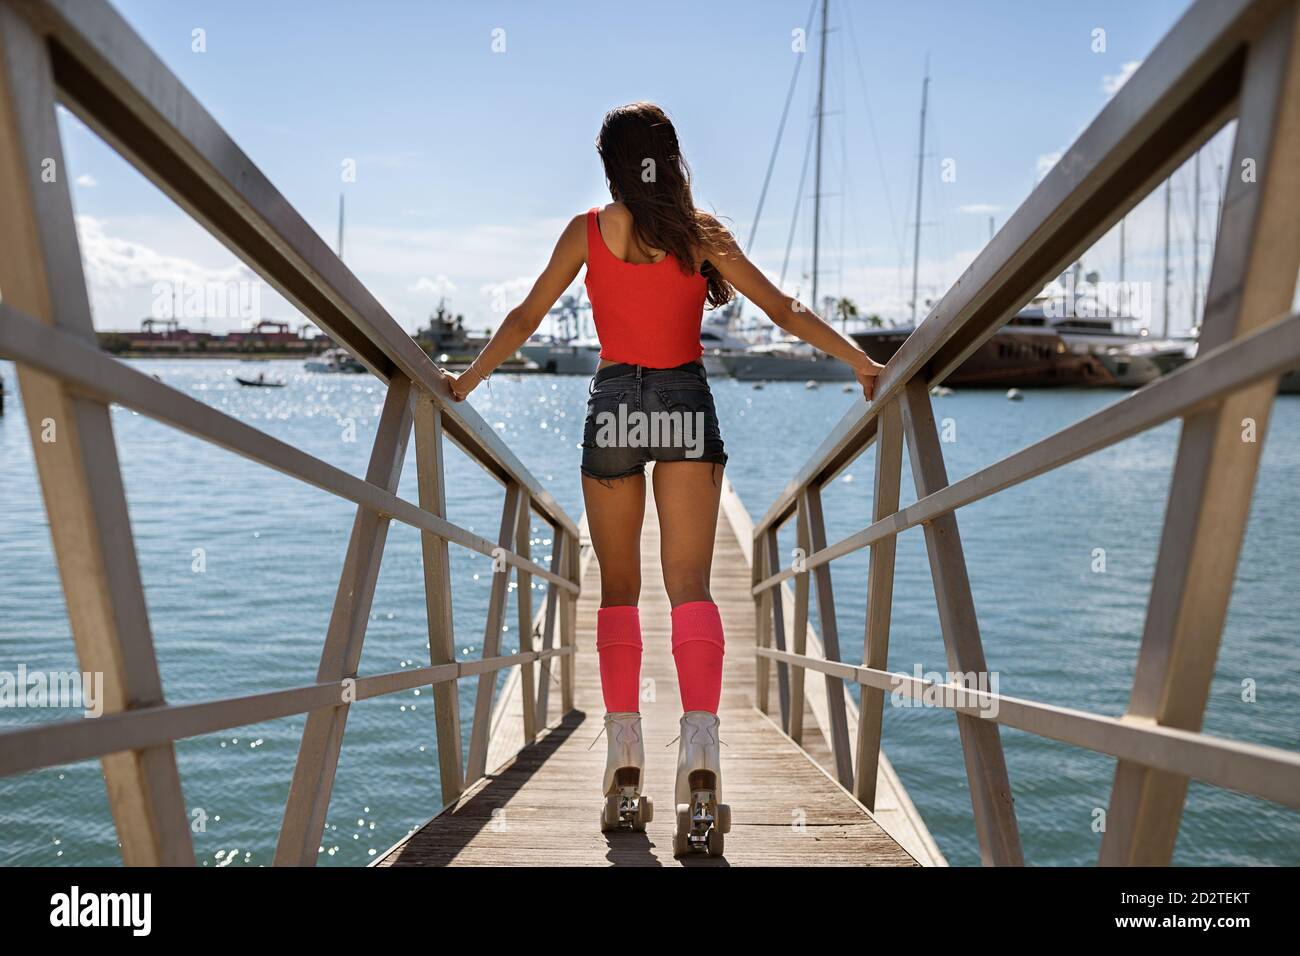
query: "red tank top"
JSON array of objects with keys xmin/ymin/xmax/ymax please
[{"xmin": 583, "ymin": 207, "xmax": 708, "ymax": 368}]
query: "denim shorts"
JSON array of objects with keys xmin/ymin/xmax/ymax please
[{"xmin": 580, "ymin": 361, "xmax": 728, "ymax": 481}]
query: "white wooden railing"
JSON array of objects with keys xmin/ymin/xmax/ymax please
[
  {"xmin": 0, "ymin": 0, "xmax": 580, "ymax": 866},
  {"xmin": 750, "ymin": 0, "xmax": 1300, "ymax": 865}
]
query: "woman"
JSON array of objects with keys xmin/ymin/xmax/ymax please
[{"xmin": 443, "ymin": 102, "xmax": 882, "ymax": 856}]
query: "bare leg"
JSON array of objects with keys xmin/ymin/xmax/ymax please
[
  {"xmin": 581, "ymin": 472, "xmax": 646, "ymax": 606},
  {"xmin": 651, "ymin": 461, "xmax": 723, "ymax": 607}
]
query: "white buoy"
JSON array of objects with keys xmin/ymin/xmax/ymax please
[
  {"xmin": 1006, "ymin": 388, "xmax": 1024, "ymax": 401},
  {"xmin": 930, "ymin": 385, "xmax": 954, "ymax": 397},
  {"xmin": 805, "ymin": 380, "xmax": 819, "ymax": 389}
]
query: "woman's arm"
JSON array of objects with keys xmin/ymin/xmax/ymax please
[
  {"xmin": 443, "ymin": 214, "xmax": 587, "ymax": 402},
  {"xmin": 704, "ymin": 234, "xmax": 884, "ymax": 399}
]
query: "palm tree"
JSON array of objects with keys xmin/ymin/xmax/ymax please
[{"xmin": 833, "ymin": 297, "xmax": 859, "ymax": 332}]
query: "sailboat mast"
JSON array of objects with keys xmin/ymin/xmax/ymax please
[
  {"xmin": 1192, "ymin": 148, "xmax": 1201, "ymax": 326},
  {"xmin": 337, "ymin": 193, "xmax": 345, "ymax": 262},
  {"xmin": 1119, "ymin": 215, "xmax": 1127, "ymax": 313},
  {"xmin": 1162, "ymin": 177, "xmax": 1171, "ymax": 337},
  {"xmin": 910, "ymin": 60, "xmax": 930, "ymax": 325},
  {"xmin": 811, "ymin": 0, "xmax": 828, "ymax": 314}
]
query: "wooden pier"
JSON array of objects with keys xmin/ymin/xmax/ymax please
[
  {"xmin": 376, "ymin": 482, "xmax": 930, "ymax": 866},
  {"xmin": 1, "ymin": 0, "xmax": 1299, "ymax": 868}
]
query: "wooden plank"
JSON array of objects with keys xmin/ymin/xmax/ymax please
[
  {"xmin": 900, "ymin": 378, "xmax": 1023, "ymax": 866},
  {"xmin": 516, "ymin": 501, "xmax": 538, "ymax": 744},
  {"xmin": 0, "ymin": 646, "xmax": 569, "ymax": 779},
  {"xmin": 802, "ymin": 485, "xmax": 853, "ymax": 786},
  {"xmin": 414, "ymin": 397, "xmax": 463, "ymax": 804},
  {"xmin": 789, "ymin": 497, "xmax": 812, "ymax": 743},
  {"xmin": 756, "ymin": 646, "xmax": 1300, "ymax": 811},
  {"xmin": 533, "ymin": 529, "xmax": 564, "ymax": 729},
  {"xmin": 0, "ymin": 3, "xmax": 193, "ymax": 866},
  {"xmin": 376, "ymin": 481, "xmax": 917, "ymax": 867},
  {"xmin": 275, "ymin": 377, "xmax": 414, "ymax": 866},
  {"xmin": 753, "ymin": 525, "xmax": 773, "ymax": 714},
  {"xmin": 764, "ymin": 528, "xmax": 792, "ymax": 730},
  {"xmin": 722, "ymin": 477, "xmax": 946, "ymax": 864},
  {"xmin": 15, "ymin": 0, "xmax": 577, "ymax": 541},
  {"xmin": 466, "ymin": 484, "xmax": 525, "ymax": 782},
  {"xmin": 560, "ymin": 532, "xmax": 578, "ymax": 714},
  {"xmin": 855, "ymin": 398, "xmax": 903, "ymax": 809},
  {"xmin": 1102, "ymin": 2, "xmax": 1300, "ymax": 866}
]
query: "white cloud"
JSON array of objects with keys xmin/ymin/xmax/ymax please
[
  {"xmin": 1102, "ymin": 60, "xmax": 1142, "ymax": 97},
  {"xmin": 72, "ymin": 215, "xmax": 289, "ymax": 331},
  {"xmin": 959, "ymin": 203, "xmax": 1001, "ymax": 215},
  {"xmin": 76, "ymin": 215, "xmax": 250, "ymax": 291},
  {"xmin": 411, "ymin": 275, "xmax": 457, "ymax": 296},
  {"xmin": 75, "ymin": 174, "xmax": 97, "ymax": 188}
]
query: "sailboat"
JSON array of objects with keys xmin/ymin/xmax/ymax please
[
  {"xmin": 715, "ymin": 0, "xmax": 877, "ymax": 382},
  {"xmin": 519, "ymin": 294, "xmax": 602, "ymax": 375}
]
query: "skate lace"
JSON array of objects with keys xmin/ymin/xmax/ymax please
[
  {"xmin": 663, "ymin": 724, "xmax": 728, "ymax": 749},
  {"xmin": 587, "ymin": 719, "xmax": 641, "ymax": 751}
]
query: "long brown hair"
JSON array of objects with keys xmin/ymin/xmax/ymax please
[{"xmin": 596, "ymin": 102, "xmax": 735, "ymax": 308}]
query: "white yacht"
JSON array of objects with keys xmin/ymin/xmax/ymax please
[
  {"xmin": 519, "ymin": 336, "xmax": 603, "ymax": 375},
  {"xmin": 304, "ymin": 347, "xmax": 365, "ymax": 373},
  {"xmin": 717, "ymin": 340, "xmax": 856, "ymax": 382}
]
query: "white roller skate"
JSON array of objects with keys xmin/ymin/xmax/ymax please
[
  {"xmin": 599, "ymin": 712, "xmax": 652, "ymax": 832},
  {"xmin": 672, "ymin": 711, "xmax": 731, "ymax": 857}
]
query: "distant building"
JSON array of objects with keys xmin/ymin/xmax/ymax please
[{"xmin": 99, "ymin": 318, "xmax": 330, "ymax": 354}]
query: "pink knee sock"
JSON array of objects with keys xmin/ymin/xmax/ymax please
[
  {"xmin": 671, "ymin": 601, "xmax": 725, "ymax": 714},
  {"xmin": 596, "ymin": 605, "xmax": 642, "ymax": 713}
]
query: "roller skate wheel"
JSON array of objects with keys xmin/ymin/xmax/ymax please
[
  {"xmin": 600, "ymin": 795, "xmax": 621, "ymax": 832},
  {"xmin": 717, "ymin": 803, "xmax": 731, "ymax": 833},
  {"xmin": 634, "ymin": 795, "xmax": 653, "ymax": 830},
  {"xmin": 673, "ymin": 805, "xmax": 692, "ymax": 857},
  {"xmin": 706, "ymin": 828, "xmax": 724, "ymax": 857}
]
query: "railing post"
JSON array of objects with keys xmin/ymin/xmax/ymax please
[
  {"xmin": 1101, "ymin": 2, "xmax": 1300, "ymax": 866},
  {"xmin": 276, "ymin": 375, "xmax": 415, "ymax": 865},
  {"xmin": 854, "ymin": 399, "xmax": 904, "ymax": 809},
  {"xmin": 901, "ymin": 378, "xmax": 1023, "ymax": 866},
  {"xmin": 414, "ymin": 396, "xmax": 463, "ymax": 804},
  {"xmin": 560, "ymin": 532, "xmax": 579, "ymax": 714},
  {"xmin": 533, "ymin": 525, "xmax": 564, "ymax": 729},
  {"xmin": 753, "ymin": 530, "xmax": 773, "ymax": 714},
  {"xmin": 764, "ymin": 527, "xmax": 792, "ymax": 730},
  {"xmin": 515, "ymin": 501, "xmax": 538, "ymax": 744},
  {"xmin": 466, "ymin": 482, "xmax": 525, "ymax": 782},
  {"xmin": 788, "ymin": 496, "xmax": 814, "ymax": 744},
  {"xmin": 0, "ymin": 4, "xmax": 195, "ymax": 865},
  {"xmin": 803, "ymin": 485, "xmax": 853, "ymax": 786}
]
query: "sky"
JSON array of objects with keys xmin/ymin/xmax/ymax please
[{"xmin": 58, "ymin": 0, "xmax": 1231, "ymax": 338}]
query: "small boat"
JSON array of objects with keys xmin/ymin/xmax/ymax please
[
  {"xmin": 235, "ymin": 373, "xmax": 285, "ymax": 388},
  {"xmin": 1097, "ymin": 339, "xmax": 1194, "ymax": 388},
  {"xmin": 305, "ymin": 348, "xmax": 365, "ymax": 374},
  {"xmin": 519, "ymin": 336, "xmax": 602, "ymax": 375},
  {"xmin": 717, "ymin": 341, "xmax": 857, "ymax": 382}
]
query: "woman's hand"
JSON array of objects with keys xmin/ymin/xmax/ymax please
[
  {"xmin": 851, "ymin": 352, "xmax": 885, "ymax": 401},
  {"xmin": 442, "ymin": 365, "xmax": 483, "ymax": 403}
]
